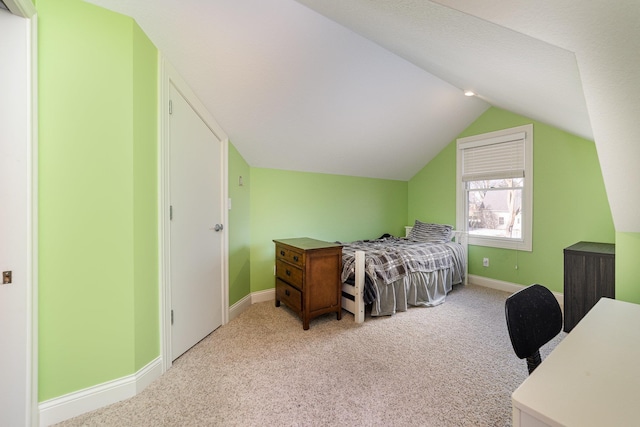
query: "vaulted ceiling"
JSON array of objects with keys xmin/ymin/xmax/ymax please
[{"xmin": 85, "ymin": 0, "xmax": 640, "ymax": 232}]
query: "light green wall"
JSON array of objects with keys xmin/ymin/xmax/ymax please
[
  {"xmin": 38, "ymin": 0, "xmax": 158, "ymax": 400},
  {"xmin": 410, "ymin": 107, "xmax": 615, "ymax": 293},
  {"xmin": 132, "ymin": 23, "xmax": 159, "ymax": 370},
  {"xmin": 616, "ymin": 232, "xmax": 640, "ymax": 303},
  {"xmin": 228, "ymin": 143, "xmax": 252, "ymax": 305},
  {"xmin": 250, "ymin": 168, "xmax": 407, "ymax": 293},
  {"xmin": 408, "ymin": 140, "xmax": 457, "ymax": 226}
]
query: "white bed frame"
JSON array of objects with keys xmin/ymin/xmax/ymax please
[{"xmin": 341, "ymin": 228, "xmax": 468, "ymax": 323}]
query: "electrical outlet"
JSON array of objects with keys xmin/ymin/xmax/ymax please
[{"xmin": 483, "ymin": 258, "xmax": 489, "ymax": 267}]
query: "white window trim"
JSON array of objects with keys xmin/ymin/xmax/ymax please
[{"xmin": 456, "ymin": 124, "xmax": 533, "ymax": 251}]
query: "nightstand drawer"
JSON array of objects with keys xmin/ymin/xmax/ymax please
[
  {"xmin": 276, "ymin": 259, "xmax": 303, "ymax": 288},
  {"xmin": 276, "ymin": 246, "xmax": 304, "ymax": 267},
  {"xmin": 276, "ymin": 278, "xmax": 302, "ymax": 312}
]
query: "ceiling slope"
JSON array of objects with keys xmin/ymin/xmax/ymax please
[
  {"xmin": 87, "ymin": 0, "xmax": 488, "ymax": 181},
  {"xmin": 294, "ymin": 0, "xmax": 592, "ymax": 141},
  {"xmin": 84, "ymin": 0, "xmax": 639, "ymax": 231}
]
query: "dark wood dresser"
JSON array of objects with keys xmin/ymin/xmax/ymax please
[
  {"xmin": 274, "ymin": 238, "xmax": 342, "ymax": 330},
  {"xmin": 563, "ymin": 241, "xmax": 615, "ymax": 332}
]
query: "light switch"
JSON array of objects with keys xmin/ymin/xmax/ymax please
[{"xmin": 2, "ymin": 271, "xmax": 12, "ymax": 284}]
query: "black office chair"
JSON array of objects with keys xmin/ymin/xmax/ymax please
[{"xmin": 505, "ymin": 284, "xmax": 562, "ymax": 374}]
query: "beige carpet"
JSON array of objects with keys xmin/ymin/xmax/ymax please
[{"xmin": 55, "ymin": 284, "xmax": 565, "ymax": 427}]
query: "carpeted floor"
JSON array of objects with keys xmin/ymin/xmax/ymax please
[{"xmin": 55, "ymin": 284, "xmax": 565, "ymax": 427}]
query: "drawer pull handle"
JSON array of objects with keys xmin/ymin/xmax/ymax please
[
  {"xmin": 293, "ymin": 256, "xmax": 299, "ymax": 262},
  {"xmin": 280, "ymin": 250, "xmax": 285, "ymax": 256},
  {"xmin": 286, "ymin": 270, "xmax": 291, "ymax": 276},
  {"xmin": 285, "ymin": 289, "xmax": 290, "ymax": 296}
]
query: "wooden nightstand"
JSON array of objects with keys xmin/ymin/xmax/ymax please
[{"xmin": 273, "ymin": 238, "xmax": 342, "ymax": 330}]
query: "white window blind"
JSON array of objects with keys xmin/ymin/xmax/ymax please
[
  {"xmin": 456, "ymin": 124, "xmax": 533, "ymax": 251},
  {"xmin": 460, "ymin": 132, "xmax": 525, "ymax": 181}
]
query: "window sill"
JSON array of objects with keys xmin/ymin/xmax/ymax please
[{"xmin": 468, "ymin": 235, "xmax": 532, "ymax": 251}]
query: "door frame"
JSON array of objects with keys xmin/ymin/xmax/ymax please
[
  {"xmin": 2, "ymin": 1, "xmax": 38, "ymax": 425},
  {"xmin": 158, "ymin": 55, "xmax": 229, "ymax": 372},
  {"xmin": 2, "ymin": 0, "xmax": 38, "ymax": 425}
]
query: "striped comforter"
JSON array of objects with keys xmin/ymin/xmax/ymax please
[{"xmin": 340, "ymin": 237, "xmax": 466, "ymax": 307}]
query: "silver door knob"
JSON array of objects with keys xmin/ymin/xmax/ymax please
[{"xmin": 212, "ymin": 224, "xmax": 224, "ymax": 232}]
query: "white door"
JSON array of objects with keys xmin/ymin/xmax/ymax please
[
  {"xmin": 0, "ymin": 9, "xmax": 32, "ymax": 426},
  {"xmin": 169, "ymin": 83, "xmax": 223, "ymax": 360}
]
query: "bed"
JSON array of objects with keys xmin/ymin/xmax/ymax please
[{"xmin": 340, "ymin": 221, "xmax": 468, "ymax": 322}]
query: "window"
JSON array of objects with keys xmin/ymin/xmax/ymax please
[{"xmin": 456, "ymin": 124, "xmax": 533, "ymax": 251}]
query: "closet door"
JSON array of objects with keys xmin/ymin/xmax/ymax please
[{"xmin": 169, "ymin": 83, "xmax": 224, "ymax": 360}]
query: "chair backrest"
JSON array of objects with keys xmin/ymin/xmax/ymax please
[{"xmin": 505, "ymin": 284, "xmax": 562, "ymax": 363}]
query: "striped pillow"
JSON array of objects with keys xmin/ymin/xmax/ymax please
[{"xmin": 408, "ymin": 220, "xmax": 453, "ymax": 243}]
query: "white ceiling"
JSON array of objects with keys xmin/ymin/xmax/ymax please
[{"xmin": 85, "ymin": 0, "xmax": 640, "ymax": 232}]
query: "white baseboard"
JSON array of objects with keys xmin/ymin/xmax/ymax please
[
  {"xmin": 39, "ymin": 357, "xmax": 162, "ymax": 427},
  {"xmin": 135, "ymin": 357, "xmax": 162, "ymax": 393},
  {"xmin": 468, "ymin": 274, "xmax": 525, "ymax": 294},
  {"xmin": 469, "ymin": 274, "xmax": 564, "ymax": 308},
  {"xmin": 229, "ymin": 289, "xmax": 275, "ymax": 321},
  {"xmin": 251, "ymin": 288, "xmax": 275, "ymax": 304},
  {"xmin": 229, "ymin": 294, "xmax": 252, "ymax": 322}
]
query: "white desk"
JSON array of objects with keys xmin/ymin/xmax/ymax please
[{"xmin": 512, "ymin": 297, "xmax": 640, "ymax": 427}]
